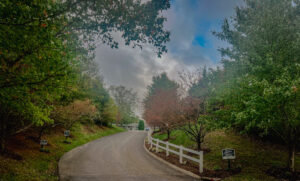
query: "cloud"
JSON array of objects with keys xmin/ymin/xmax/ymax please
[
  {"xmin": 95, "ymin": 38, "xmax": 180, "ymax": 97},
  {"xmin": 94, "ymin": 0, "xmax": 243, "ymax": 115}
]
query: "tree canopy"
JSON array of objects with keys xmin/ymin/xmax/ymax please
[
  {"xmin": 0, "ymin": 0, "xmax": 170, "ymax": 150},
  {"xmin": 211, "ymin": 0, "xmax": 300, "ymax": 172}
]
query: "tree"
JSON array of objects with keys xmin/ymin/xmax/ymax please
[
  {"xmin": 110, "ymin": 85, "xmax": 138, "ymax": 125},
  {"xmin": 177, "ymin": 69, "xmax": 202, "ymax": 97},
  {"xmin": 179, "ymin": 97, "xmax": 208, "ymax": 151},
  {"xmin": 81, "ymin": 75, "xmax": 117, "ymax": 126},
  {"xmin": 177, "ymin": 69, "xmax": 216, "ymax": 151},
  {"xmin": 214, "ymin": 0, "xmax": 300, "ymax": 172},
  {"xmin": 0, "ymin": 0, "xmax": 170, "ymax": 150},
  {"xmin": 53, "ymin": 99, "xmax": 97, "ymax": 130},
  {"xmin": 144, "ymin": 88, "xmax": 180, "ymax": 139},
  {"xmin": 144, "ymin": 72, "xmax": 178, "ymax": 105},
  {"xmin": 138, "ymin": 120, "xmax": 145, "ymax": 130},
  {"xmin": 143, "ymin": 73, "xmax": 179, "ymax": 133},
  {"xmin": 99, "ymin": 98, "xmax": 118, "ymax": 127}
]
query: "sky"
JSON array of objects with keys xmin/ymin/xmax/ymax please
[{"xmin": 95, "ymin": 0, "xmax": 244, "ymax": 115}]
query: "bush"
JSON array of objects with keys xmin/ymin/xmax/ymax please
[
  {"xmin": 213, "ymin": 165, "xmax": 222, "ymax": 171},
  {"xmin": 138, "ymin": 120, "xmax": 145, "ymax": 130}
]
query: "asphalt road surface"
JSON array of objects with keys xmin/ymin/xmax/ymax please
[{"xmin": 59, "ymin": 131, "xmax": 198, "ymax": 181}]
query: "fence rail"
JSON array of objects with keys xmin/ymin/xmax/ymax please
[{"xmin": 147, "ymin": 131, "xmax": 203, "ymax": 173}]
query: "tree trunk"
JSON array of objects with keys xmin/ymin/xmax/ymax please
[
  {"xmin": 0, "ymin": 134, "xmax": 5, "ymax": 152},
  {"xmin": 0, "ymin": 117, "xmax": 5, "ymax": 152},
  {"xmin": 167, "ymin": 129, "xmax": 170, "ymax": 140},
  {"xmin": 38, "ymin": 127, "xmax": 46, "ymax": 141},
  {"xmin": 287, "ymin": 142, "xmax": 296, "ymax": 172},
  {"xmin": 197, "ymin": 136, "xmax": 201, "ymax": 151}
]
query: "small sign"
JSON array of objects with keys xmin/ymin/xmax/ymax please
[
  {"xmin": 222, "ymin": 148, "xmax": 235, "ymax": 160},
  {"xmin": 40, "ymin": 140, "xmax": 48, "ymax": 146},
  {"xmin": 64, "ymin": 130, "xmax": 70, "ymax": 137}
]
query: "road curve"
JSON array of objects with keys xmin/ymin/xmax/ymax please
[{"xmin": 59, "ymin": 131, "xmax": 197, "ymax": 181}]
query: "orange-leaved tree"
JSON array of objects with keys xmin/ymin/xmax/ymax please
[{"xmin": 144, "ymin": 88, "xmax": 180, "ymax": 140}]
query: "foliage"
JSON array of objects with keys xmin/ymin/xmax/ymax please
[
  {"xmin": 138, "ymin": 120, "xmax": 145, "ymax": 130},
  {"xmin": 110, "ymin": 85, "xmax": 138, "ymax": 125},
  {"xmin": 211, "ymin": 0, "xmax": 300, "ymax": 172},
  {"xmin": 0, "ymin": 0, "xmax": 170, "ymax": 150},
  {"xmin": 52, "ymin": 99, "xmax": 97, "ymax": 129},
  {"xmin": 153, "ymin": 129, "xmax": 300, "ymax": 180},
  {"xmin": 99, "ymin": 98, "xmax": 118, "ymax": 127},
  {"xmin": 0, "ymin": 124, "xmax": 124, "ymax": 181},
  {"xmin": 144, "ymin": 72, "xmax": 178, "ymax": 106},
  {"xmin": 144, "ymin": 88, "xmax": 180, "ymax": 139},
  {"xmin": 143, "ymin": 73, "xmax": 179, "ymax": 132},
  {"xmin": 80, "ymin": 75, "xmax": 117, "ymax": 126},
  {"xmin": 177, "ymin": 69, "xmax": 220, "ymax": 151},
  {"xmin": 179, "ymin": 96, "xmax": 209, "ymax": 151}
]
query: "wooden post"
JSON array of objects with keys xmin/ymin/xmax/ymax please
[
  {"xmin": 150, "ymin": 137, "xmax": 153, "ymax": 149},
  {"xmin": 156, "ymin": 139, "xmax": 159, "ymax": 153},
  {"xmin": 199, "ymin": 151, "xmax": 203, "ymax": 173},
  {"xmin": 179, "ymin": 145, "xmax": 183, "ymax": 164},
  {"xmin": 166, "ymin": 142, "xmax": 169, "ymax": 156}
]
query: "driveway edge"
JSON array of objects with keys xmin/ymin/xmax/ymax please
[
  {"xmin": 143, "ymin": 139, "xmax": 202, "ymax": 180},
  {"xmin": 143, "ymin": 139, "xmax": 222, "ymax": 181},
  {"xmin": 58, "ymin": 130, "xmax": 125, "ymax": 181}
]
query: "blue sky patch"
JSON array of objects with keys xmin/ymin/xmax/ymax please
[{"xmin": 192, "ymin": 35, "xmax": 207, "ymax": 47}]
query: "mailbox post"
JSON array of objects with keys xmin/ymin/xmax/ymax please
[
  {"xmin": 64, "ymin": 130, "xmax": 71, "ymax": 144},
  {"xmin": 40, "ymin": 140, "xmax": 48, "ymax": 152},
  {"xmin": 222, "ymin": 148, "xmax": 235, "ymax": 169}
]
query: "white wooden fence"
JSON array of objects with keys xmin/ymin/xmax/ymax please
[{"xmin": 147, "ymin": 131, "xmax": 203, "ymax": 173}]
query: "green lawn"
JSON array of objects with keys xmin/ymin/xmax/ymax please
[
  {"xmin": 153, "ymin": 129, "xmax": 300, "ymax": 181},
  {"xmin": 0, "ymin": 124, "xmax": 125, "ymax": 181}
]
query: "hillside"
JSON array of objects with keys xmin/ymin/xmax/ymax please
[
  {"xmin": 0, "ymin": 124, "xmax": 124, "ymax": 181},
  {"xmin": 153, "ymin": 129, "xmax": 300, "ymax": 180}
]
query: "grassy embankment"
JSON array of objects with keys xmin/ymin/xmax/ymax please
[
  {"xmin": 0, "ymin": 124, "xmax": 125, "ymax": 181},
  {"xmin": 153, "ymin": 129, "xmax": 300, "ymax": 181}
]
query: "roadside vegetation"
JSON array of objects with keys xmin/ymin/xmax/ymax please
[
  {"xmin": 0, "ymin": 0, "xmax": 169, "ymax": 152},
  {"xmin": 153, "ymin": 129, "xmax": 300, "ymax": 180},
  {"xmin": 0, "ymin": 0, "xmax": 170, "ymax": 180},
  {"xmin": 0, "ymin": 123, "xmax": 124, "ymax": 181},
  {"xmin": 144, "ymin": 1, "xmax": 299, "ymax": 180},
  {"xmin": 138, "ymin": 120, "xmax": 145, "ymax": 130}
]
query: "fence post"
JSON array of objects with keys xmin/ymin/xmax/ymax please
[
  {"xmin": 179, "ymin": 145, "xmax": 183, "ymax": 164},
  {"xmin": 156, "ymin": 139, "xmax": 159, "ymax": 153},
  {"xmin": 166, "ymin": 142, "xmax": 169, "ymax": 156},
  {"xmin": 199, "ymin": 151, "xmax": 203, "ymax": 173},
  {"xmin": 150, "ymin": 137, "xmax": 153, "ymax": 149}
]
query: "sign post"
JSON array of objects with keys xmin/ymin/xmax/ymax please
[
  {"xmin": 222, "ymin": 148, "xmax": 235, "ymax": 170},
  {"xmin": 40, "ymin": 140, "xmax": 48, "ymax": 152},
  {"xmin": 64, "ymin": 130, "xmax": 71, "ymax": 144}
]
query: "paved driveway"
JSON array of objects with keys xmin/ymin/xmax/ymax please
[{"xmin": 59, "ymin": 131, "xmax": 197, "ymax": 181}]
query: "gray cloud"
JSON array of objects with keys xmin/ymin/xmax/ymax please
[{"xmin": 95, "ymin": 0, "xmax": 243, "ymax": 115}]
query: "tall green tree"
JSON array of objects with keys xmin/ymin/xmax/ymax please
[
  {"xmin": 0, "ymin": 0, "xmax": 170, "ymax": 150},
  {"xmin": 80, "ymin": 74, "xmax": 114, "ymax": 126},
  {"xmin": 143, "ymin": 72, "xmax": 178, "ymax": 108},
  {"xmin": 138, "ymin": 120, "xmax": 145, "ymax": 130},
  {"xmin": 214, "ymin": 0, "xmax": 300, "ymax": 172}
]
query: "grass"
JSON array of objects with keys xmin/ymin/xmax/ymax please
[
  {"xmin": 0, "ymin": 124, "xmax": 125, "ymax": 181},
  {"xmin": 153, "ymin": 129, "xmax": 300, "ymax": 181}
]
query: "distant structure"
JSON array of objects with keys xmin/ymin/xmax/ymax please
[
  {"xmin": 115, "ymin": 123, "xmax": 138, "ymax": 130},
  {"xmin": 123, "ymin": 123, "xmax": 138, "ymax": 130}
]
